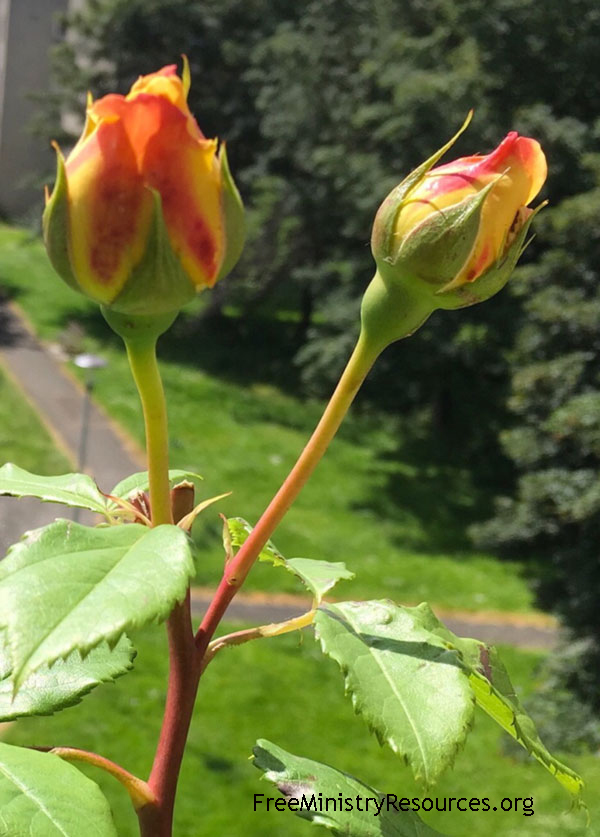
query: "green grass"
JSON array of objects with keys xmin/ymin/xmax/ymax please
[
  {"xmin": 0, "ymin": 223, "xmax": 537, "ymax": 612},
  {"xmin": 0, "ymin": 365, "xmax": 70, "ymax": 474},
  {"xmin": 3, "ymin": 626, "xmax": 597, "ymax": 836}
]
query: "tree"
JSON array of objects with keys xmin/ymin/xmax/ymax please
[{"xmin": 473, "ymin": 182, "xmax": 600, "ymax": 705}]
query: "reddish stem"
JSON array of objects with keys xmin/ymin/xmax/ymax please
[
  {"xmin": 140, "ymin": 334, "xmax": 376, "ymax": 835},
  {"xmin": 143, "ymin": 592, "xmax": 200, "ymax": 836},
  {"xmin": 194, "ymin": 334, "xmax": 377, "ymax": 658}
]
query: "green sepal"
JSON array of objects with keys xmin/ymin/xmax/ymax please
[
  {"xmin": 101, "ymin": 306, "xmax": 178, "ymax": 344},
  {"xmin": 387, "ymin": 179, "xmax": 497, "ymax": 289},
  {"xmin": 109, "ymin": 188, "xmax": 196, "ymax": 316},
  {"xmin": 216, "ymin": 143, "xmax": 246, "ymax": 282},
  {"xmin": 434, "ymin": 201, "xmax": 546, "ymax": 310},
  {"xmin": 42, "ymin": 145, "xmax": 80, "ymax": 294},
  {"xmin": 371, "ymin": 112, "xmax": 473, "ymax": 265}
]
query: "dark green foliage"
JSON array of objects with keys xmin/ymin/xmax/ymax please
[
  {"xmin": 40, "ymin": 0, "xmax": 600, "ymax": 698},
  {"xmin": 504, "ymin": 640, "xmax": 600, "ymax": 758},
  {"xmin": 473, "ymin": 190, "xmax": 600, "ymax": 704}
]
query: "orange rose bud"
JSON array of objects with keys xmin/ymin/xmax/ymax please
[
  {"xmin": 371, "ymin": 114, "xmax": 547, "ymax": 311},
  {"xmin": 360, "ymin": 115, "xmax": 547, "ymax": 352},
  {"xmin": 43, "ymin": 60, "xmax": 244, "ymax": 317}
]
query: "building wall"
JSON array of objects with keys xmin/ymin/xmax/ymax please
[{"xmin": 0, "ymin": 0, "xmax": 70, "ymax": 218}]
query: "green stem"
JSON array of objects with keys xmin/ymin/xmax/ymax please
[
  {"xmin": 124, "ymin": 329, "xmax": 194, "ymax": 837},
  {"xmin": 194, "ymin": 274, "xmax": 435, "ymax": 656},
  {"xmin": 124, "ymin": 338, "xmax": 173, "ymax": 526},
  {"xmin": 195, "ymin": 328, "xmax": 381, "ymax": 653}
]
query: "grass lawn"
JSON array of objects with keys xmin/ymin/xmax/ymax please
[
  {"xmin": 0, "ymin": 223, "xmax": 538, "ymax": 612},
  {"xmin": 0, "ymin": 364, "xmax": 70, "ymax": 474},
  {"xmin": 3, "ymin": 625, "xmax": 597, "ymax": 836}
]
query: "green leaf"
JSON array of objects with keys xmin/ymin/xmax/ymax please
[
  {"xmin": 285, "ymin": 558, "xmax": 355, "ymax": 604},
  {"xmin": 226, "ymin": 518, "xmax": 354, "ymax": 603},
  {"xmin": 0, "ymin": 463, "xmax": 109, "ymax": 515},
  {"xmin": 363, "ymin": 605, "xmax": 584, "ymax": 803},
  {"xmin": 468, "ymin": 646, "xmax": 584, "ymax": 801},
  {"xmin": 0, "ymin": 741, "xmax": 117, "ymax": 836},
  {"xmin": 109, "ymin": 469, "xmax": 202, "ymax": 502},
  {"xmin": 253, "ymin": 739, "xmax": 444, "ymax": 836},
  {"xmin": 0, "ymin": 635, "xmax": 135, "ymax": 721},
  {"xmin": 0, "ymin": 520, "xmax": 195, "ymax": 687},
  {"xmin": 314, "ymin": 601, "xmax": 475, "ymax": 785},
  {"xmin": 226, "ymin": 517, "xmax": 285, "ymax": 565}
]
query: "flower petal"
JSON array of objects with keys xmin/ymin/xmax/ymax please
[
  {"xmin": 130, "ymin": 95, "xmax": 223, "ymax": 287},
  {"xmin": 65, "ymin": 115, "xmax": 153, "ymax": 302},
  {"xmin": 127, "ymin": 64, "xmax": 202, "ymax": 140}
]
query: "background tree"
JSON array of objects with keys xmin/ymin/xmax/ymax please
[
  {"xmin": 39, "ymin": 0, "xmax": 600, "ymax": 703},
  {"xmin": 473, "ymin": 182, "xmax": 600, "ymax": 707}
]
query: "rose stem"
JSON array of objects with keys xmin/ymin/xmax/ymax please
[
  {"xmin": 194, "ymin": 331, "xmax": 380, "ymax": 658},
  {"xmin": 125, "ymin": 336, "xmax": 198, "ymax": 837}
]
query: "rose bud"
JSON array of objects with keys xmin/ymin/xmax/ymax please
[
  {"xmin": 363, "ymin": 115, "xmax": 547, "ymax": 350},
  {"xmin": 43, "ymin": 59, "xmax": 244, "ymax": 319}
]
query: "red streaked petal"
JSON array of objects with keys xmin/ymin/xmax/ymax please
[
  {"xmin": 513, "ymin": 136, "xmax": 547, "ymax": 204},
  {"xmin": 65, "ymin": 116, "xmax": 153, "ymax": 301},
  {"xmin": 474, "ymin": 132, "xmax": 519, "ymax": 174},
  {"xmin": 126, "ymin": 66, "xmax": 202, "ymax": 139},
  {"xmin": 131, "ymin": 95, "xmax": 223, "ymax": 287}
]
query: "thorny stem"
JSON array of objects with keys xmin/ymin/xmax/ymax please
[{"xmin": 145, "ymin": 593, "xmax": 199, "ymax": 837}]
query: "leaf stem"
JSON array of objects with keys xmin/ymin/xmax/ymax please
[
  {"xmin": 201, "ymin": 609, "xmax": 316, "ymax": 672},
  {"xmin": 195, "ymin": 330, "xmax": 380, "ymax": 656},
  {"xmin": 49, "ymin": 747, "xmax": 156, "ymax": 811}
]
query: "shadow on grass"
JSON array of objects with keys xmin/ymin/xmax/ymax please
[
  {"xmin": 71, "ymin": 305, "xmax": 308, "ymax": 398},
  {"xmin": 355, "ymin": 422, "xmax": 515, "ymax": 553},
  {"xmin": 0, "ymin": 279, "xmax": 512, "ymax": 557}
]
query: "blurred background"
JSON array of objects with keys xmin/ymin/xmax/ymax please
[{"xmin": 0, "ymin": 1, "xmax": 599, "ymax": 835}]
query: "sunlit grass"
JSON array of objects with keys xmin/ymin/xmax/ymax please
[
  {"xmin": 0, "ymin": 365, "xmax": 70, "ymax": 474},
  {"xmin": 4, "ymin": 627, "xmax": 595, "ymax": 836},
  {"xmin": 0, "ymin": 224, "xmax": 536, "ymax": 612}
]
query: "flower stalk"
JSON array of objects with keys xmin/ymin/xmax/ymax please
[
  {"xmin": 122, "ymin": 326, "xmax": 197, "ymax": 837},
  {"xmin": 194, "ymin": 328, "xmax": 382, "ymax": 655},
  {"xmin": 124, "ymin": 336, "xmax": 173, "ymax": 527}
]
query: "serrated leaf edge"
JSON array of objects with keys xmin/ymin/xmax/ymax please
[
  {"xmin": 0, "ymin": 639, "xmax": 136, "ymax": 722},
  {"xmin": 314, "ymin": 604, "xmax": 475, "ymax": 786},
  {"xmin": 0, "ymin": 523, "xmax": 194, "ymax": 690}
]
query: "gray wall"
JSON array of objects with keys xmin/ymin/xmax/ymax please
[{"xmin": 0, "ymin": 0, "xmax": 70, "ymax": 218}]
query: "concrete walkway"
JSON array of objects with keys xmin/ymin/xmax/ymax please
[
  {"xmin": 189, "ymin": 588, "xmax": 560, "ymax": 651},
  {"xmin": 0, "ymin": 299, "xmax": 559, "ymax": 650},
  {"xmin": 0, "ymin": 298, "xmax": 144, "ymax": 548}
]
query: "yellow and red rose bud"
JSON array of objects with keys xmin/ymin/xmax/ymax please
[
  {"xmin": 364, "ymin": 116, "xmax": 547, "ymax": 350},
  {"xmin": 43, "ymin": 60, "xmax": 245, "ymax": 319}
]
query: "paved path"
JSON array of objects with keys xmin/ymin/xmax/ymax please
[
  {"xmin": 0, "ymin": 298, "xmax": 144, "ymax": 548},
  {"xmin": 189, "ymin": 588, "xmax": 559, "ymax": 650},
  {"xmin": 0, "ymin": 299, "xmax": 559, "ymax": 650}
]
